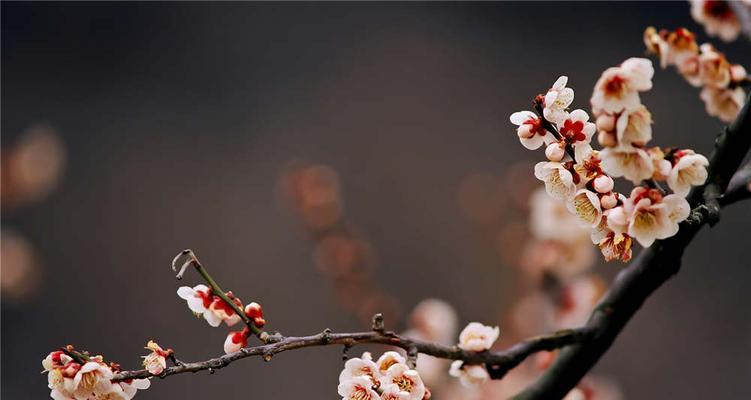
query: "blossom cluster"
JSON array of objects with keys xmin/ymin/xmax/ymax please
[
  {"xmin": 338, "ymin": 351, "xmax": 428, "ymax": 400},
  {"xmin": 448, "ymin": 322, "xmax": 500, "ymax": 387},
  {"xmin": 177, "ymin": 284, "xmax": 266, "ymax": 354},
  {"xmin": 42, "ymin": 348, "xmax": 150, "ymax": 400},
  {"xmin": 511, "ymin": 59, "xmax": 709, "ymax": 263},
  {"xmin": 644, "ymin": 26, "xmax": 748, "ymax": 122}
]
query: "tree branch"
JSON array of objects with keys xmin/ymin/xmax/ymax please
[
  {"xmin": 513, "ymin": 93, "xmax": 751, "ymax": 399},
  {"xmin": 719, "ymin": 161, "xmax": 751, "ymax": 207},
  {"xmin": 112, "ymin": 319, "xmax": 591, "ymax": 382}
]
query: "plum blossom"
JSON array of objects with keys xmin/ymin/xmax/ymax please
[
  {"xmin": 71, "ymin": 360, "xmax": 117, "ymax": 399},
  {"xmin": 610, "ymin": 187, "xmax": 691, "ymax": 247},
  {"xmin": 337, "ymin": 376, "xmax": 380, "ymax": 400},
  {"xmin": 378, "ymin": 363, "xmax": 426, "ymax": 400},
  {"xmin": 224, "ymin": 327, "xmax": 251, "ymax": 355},
  {"xmin": 590, "ymin": 58, "xmax": 654, "ymax": 115},
  {"xmin": 534, "ymin": 161, "xmax": 578, "ymax": 200},
  {"xmin": 510, "ymin": 111, "xmax": 554, "ymax": 150},
  {"xmin": 407, "ymin": 298, "xmax": 458, "ymax": 345},
  {"xmin": 600, "ymin": 145, "xmax": 654, "ymax": 184},
  {"xmin": 449, "ymin": 361, "xmax": 489, "ymax": 387},
  {"xmin": 644, "ymin": 27, "xmax": 699, "ymax": 68},
  {"xmin": 567, "ymin": 189, "xmax": 603, "ymax": 228},
  {"xmin": 615, "ymin": 105, "xmax": 652, "ymax": 146},
  {"xmin": 555, "ymin": 276, "xmax": 606, "ymax": 329},
  {"xmin": 176, "ymin": 284, "xmax": 243, "ymax": 327},
  {"xmin": 141, "ymin": 341, "xmax": 169, "ymax": 375},
  {"xmin": 558, "ymin": 109, "xmax": 596, "ymax": 163},
  {"xmin": 380, "ymin": 384, "xmax": 411, "ymax": 400},
  {"xmin": 667, "ymin": 149, "xmax": 710, "ymax": 196},
  {"xmin": 696, "ymin": 44, "xmax": 732, "ymax": 88},
  {"xmin": 700, "ymin": 86, "xmax": 746, "ymax": 123},
  {"xmin": 375, "ymin": 351, "xmax": 407, "ymax": 375},
  {"xmin": 543, "ymin": 76, "xmax": 575, "ymax": 124},
  {"xmin": 458, "ymin": 322, "xmax": 500, "ymax": 352},
  {"xmin": 338, "ymin": 354, "xmax": 380, "ymax": 387},
  {"xmin": 690, "ymin": 0, "xmax": 741, "ymax": 42}
]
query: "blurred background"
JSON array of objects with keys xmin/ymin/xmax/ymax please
[{"xmin": 2, "ymin": 2, "xmax": 751, "ymax": 399}]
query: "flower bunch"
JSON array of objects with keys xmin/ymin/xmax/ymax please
[
  {"xmin": 42, "ymin": 347, "xmax": 150, "ymax": 400},
  {"xmin": 644, "ymin": 26, "xmax": 747, "ymax": 122},
  {"xmin": 338, "ymin": 351, "xmax": 428, "ymax": 400},
  {"xmin": 511, "ymin": 59, "xmax": 707, "ymax": 263},
  {"xmin": 447, "ymin": 322, "xmax": 499, "ymax": 388},
  {"xmin": 177, "ymin": 284, "xmax": 266, "ymax": 355}
]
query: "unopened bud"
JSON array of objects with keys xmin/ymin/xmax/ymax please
[
  {"xmin": 598, "ymin": 131, "xmax": 617, "ymax": 147},
  {"xmin": 600, "ymin": 193, "xmax": 618, "ymax": 209},
  {"xmin": 593, "ymin": 175, "xmax": 614, "ymax": 193},
  {"xmin": 253, "ymin": 317, "xmax": 266, "ymax": 328},
  {"xmin": 545, "ymin": 142, "xmax": 566, "ymax": 162},
  {"xmin": 244, "ymin": 302, "xmax": 263, "ymax": 319}
]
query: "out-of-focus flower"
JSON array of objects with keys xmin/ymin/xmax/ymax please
[
  {"xmin": 337, "ymin": 375, "xmax": 380, "ymax": 400},
  {"xmin": 555, "ymin": 276, "xmax": 607, "ymax": 329},
  {"xmin": 667, "ymin": 149, "xmax": 710, "ymax": 196},
  {"xmin": 141, "ymin": 341, "xmax": 169, "ymax": 375},
  {"xmin": 1, "ymin": 124, "xmax": 66, "ymax": 209},
  {"xmin": 458, "ymin": 322, "xmax": 500, "ymax": 352},
  {"xmin": 534, "ymin": 162, "xmax": 577, "ymax": 200},
  {"xmin": 600, "ymin": 145, "xmax": 654, "ymax": 184},
  {"xmin": 700, "ymin": 86, "xmax": 746, "ymax": 123},
  {"xmin": 690, "ymin": 0, "xmax": 741, "ymax": 42},
  {"xmin": 0, "ymin": 229, "xmax": 42, "ymax": 302},
  {"xmin": 510, "ymin": 111, "xmax": 554, "ymax": 150},
  {"xmin": 543, "ymin": 76, "xmax": 575, "ymax": 124},
  {"xmin": 449, "ymin": 361, "xmax": 489, "ymax": 387},
  {"xmin": 408, "ymin": 298, "xmax": 458, "ymax": 345},
  {"xmin": 378, "ymin": 364, "xmax": 426, "ymax": 400}
]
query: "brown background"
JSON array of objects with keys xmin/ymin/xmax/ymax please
[{"xmin": 3, "ymin": 2, "xmax": 751, "ymax": 399}]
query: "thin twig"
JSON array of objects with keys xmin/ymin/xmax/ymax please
[{"xmin": 112, "ymin": 325, "xmax": 591, "ymax": 382}]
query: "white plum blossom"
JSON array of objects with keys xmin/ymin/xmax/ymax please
[
  {"xmin": 338, "ymin": 354, "xmax": 380, "ymax": 387},
  {"xmin": 449, "ymin": 361, "xmax": 490, "ymax": 387},
  {"xmin": 615, "ymin": 105, "xmax": 652, "ymax": 146},
  {"xmin": 337, "ymin": 376, "xmax": 380, "ymax": 400},
  {"xmin": 614, "ymin": 187, "xmax": 691, "ymax": 247},
  {"xmin": 690, "ymin": 0, "xmax": 741, "ymax": 42},
  {"xmin": 590, "ymin": 58, "xmax": 654, "ymax": 115},
  {"xmin": 380, "ymin": 384, "xmax": 411, "ymax": 400},
  {"xmin": 378, "ymin": 363, "xmax": 426, "ymax": 400},
  {"xmin": 543, "ymin": 76, "xmax": 575, "ymax": 124},
  {"xmin": 534, "ymin": 161, "xmax": 578, "ymax": 200},
  {"xmin": 600, "ymin": 145, "xmax": 654, "ymax": 184},
  {"xmin": 176, "ymin": 284, "xmax": 243, "ymax": 327},
  {"xmin": 117, "ymin": 379, "xmax": 151, "ymax": 400},
  {"xmin": 700, "ymin": 86, "xmax": 745, "ymax": 123},
  {"xmin": 458, "ymin": 322, "xmax": 500, "ymax": 352},
  {"xmin": 510, "ymin": 111, "xmax": 554, "ymax": 150},
  {"xmin": 667, "ymin": 150, "xmax": 710, "ymax": 196},
  {"xmin": 72, "ymin": 360, "xmax": 117, "ymax": 399},
  {"xmin": 567, "ymin": 189, "xmax": 603, "ymax": 228},
  {"xmin": 558, "ymin": 109, "xmax": 596, "ymax": 163},
  {"xmin": 376, "ymin": 351, "xmax": 408, "ymax": 375}
]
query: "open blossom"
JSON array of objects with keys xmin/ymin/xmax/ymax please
[
  {"xmin": 700, "ymin": 86, "xmax": 745, "ymax": 123},
  {"xmin": 534, "ymin": 161, "xmax": 577, "ymax": 200},
  {"xmin": 667, "ymin": 149, "xmax": 710, "ymax": 196},
  {"xmin": 141, "ymin": 340, "xmax": 169, "ymax": 375},
  {"xmin": 339, "ymin": 353, "xmax": 380, "ymax": 387},
  {"xmin": 600, "ymin": 145, "xmax": 654, "ymax": 184},
  {"xmin": 118, "ymin": 379, "xmax": 151, "ymax": 400},
  {"xmin": 543, "ymin": 76, "xmax": 575, "ymax": 124},
  {"xmin": 458, "ymin": 322, "xmax": 500, "ymax": 352},
  {"xmin": 558, "ymin": 109, "xmax": 596, "ymax": 163},
  {"xmin": 378, "ymin": 363, "xmax": 426, "ymax": 400},
  {"xmin": 375, "ymin": 351, "xmax": 407, "ymax": 375},
  {"xmin": 380, "ymin": 384, "xmax": 411, "ymax": 400},
  {"xmin": 608, "ymin": 187, "xmax": 691, "ymax": 247},
  {"xmin": 449, "ymin": 361, "xmax": 489, "ymax": 387},
  {"xmin": 224, "ymin": 327, "xmax": 250, "ymax": 355},
  {"xmin": 690, "ymin": 0, "xmax": 741, "ymax": 42},
  {"xmin": 615, "ymin": 105, "xmax": 652, "ymax": 146},
  {"xmin": 510, "ymin": 111, "xmax": 553, "ymax": 150},
  {"xmin": 697, "ymin": 44, "xmax": 732, "ymax": 88},
  {"xmin": 598, "ymin": 231, "xmax": 634, "ymax": 263},
  {"xmin": 591, "ymin": 58, "xmax": 654, "ymax": 115},
  {"xmin": 176, "ymin": 284, "xmax": 242, "ymax": 327},
  {"xmin": 567, "ymin": 189, "xmax": 603, "ymax": 228},
  {"xmin": 72, "ymin": 360, "xmax": 116, "ymax": 399},
  {"xmin": 644, "ymin": 27, "xmax": 699, "ymax": 68},
  {"xmin": 338, "ymin": 376, "xmax": 380, "ymax": 400}
]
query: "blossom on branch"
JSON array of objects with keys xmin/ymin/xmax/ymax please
[
  {"xmin": 457, "ymin": 322, "xmax": 500, "ymax": 352},
  {"xmin": 690, "ymin": 0, "xmax": 741, "ymax": 42},
  {"xmin": 448, "ymin": 361, "xmax": 489, "ymax": 387},
  {"xmin": 141, "ymin": 341, "xmax": 169, "ymax": 375}
]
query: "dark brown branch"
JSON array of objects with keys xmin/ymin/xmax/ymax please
[
  {"xmin": 112, "ymin": 325, "xmax": 591, "ymax": 382},
  {"xmin": 513, "ymin": 93, "xmax": 751, "ymax": 399},
  {"xmin": 719, "ymin": 162, "xmax": 751, "ymax": 207}
]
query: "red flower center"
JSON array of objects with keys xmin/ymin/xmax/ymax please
[{"xmin": 560, "ymin": 119, "xmax": 586, "ymax": 142}]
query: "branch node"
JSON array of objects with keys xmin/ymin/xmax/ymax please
[
  {"xmin": 406, "ymin": 346, "xmax": 418, "ymax": 368},
  {"xmin": 371, "ymin": 313, "xmax": 385, "ymax": 333},
  {"xmin": 262, "ymin": 351, "xmax": 274, "ymax": 362},
  {"xmin": 342, "ymin": 344, "xmax": 351, "ymax": 361}
]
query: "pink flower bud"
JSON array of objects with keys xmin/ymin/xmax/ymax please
[
  {"xmin": 517, "ymin": 124, "xmax": 535, "ymax": 139},
  {"xmin": 598, "ymin": 131, "xmax": 617, "ymax": 147},
  {"xmin": 244, "ymin": 302, "xmax": 263, "ymax": 319},
  {"xmin": 545, "ymin": 142, "xmax": 565, "ymax": 162},
  {"xmin": 596, "ymin": 114, "xmax": 615, "ymax": 132},
  {"xmin": 593, "ymin": 175, "xmax": 614, "ymax": 193},
  {"xmin": 600, "ymin": 193, "xmax": 618, "ymax": 209}
]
